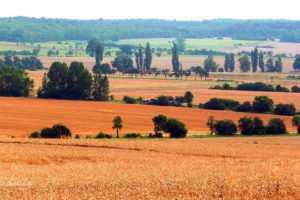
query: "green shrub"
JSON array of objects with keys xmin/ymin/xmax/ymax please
[
  {"xmin": 238, "ymin": 117, "xmax": 265, "ymax": 135},
  {"xmin": 291, "ymin": 86, "xmax": 300, "ymax": 93},
  {"xmin": 148, "ymin": 133, "xmax": 163, "ymax": 138},
  {"xmin": 124, "ymin": 133, "xmax": 142, "ymax": 138},
  {"xmin": 29, "ymin": 131, "xmax": 41, "ymax": 138},
  {"xmin": 265, "ymin": 118, "xmax": 287, "ymax": 134},
  {"xmin": 252, "ymin": 96, "xmax": 274, "ymax": 113},
  {"xmin": 275, "ymin": 85, "xmax": 289, "ymax": 92},
  {"xmin": 164, "ymin": 119, "xmax": 187, "ymax": 138},
  {"xmin": 236, "ymin": 101, "xmax": 253, "ymax": 112},
  {"xmin": 95, "ymin": 132, "xmax": 113, "ymax": 139},
  {"xmin": 203, "ymin": 98, "xmax": 240, "ymax": 110},
  {"xmin": 274, "ymin": 104, "xmax": 297, "ymax": 116},
  {"xmin": 214, "ymin": 120, "xmax": 238, "ymax": 136},
  {"xmin": 75, "ymin": 134, "xmax": 80, "ymax": 139},
  {"xmin": 40, "ymin": 124, "xmax": 71, "ymax": 138},
  {"xmin": 123, "ymin": 96, "xmax": 143, "ymax": 104},
  {"xmin": 236, "ymin": 82, "xmax": 274, "ymax": 92}
]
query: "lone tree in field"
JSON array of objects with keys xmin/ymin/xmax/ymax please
[
  {"xmin": 164, "ymin": 118, "xmax": 187, "ymax": 138},
  {"xmin": 0, "ymin": 67, "xmax": 34, "ymax": 97},
  {"xmin": 293, "ymin": 57, "xmax": 300, "ymax": 72},
  {"xmin": 239, "ymin": 56, "xmax": 251, "ymax": 72},
  {"xmin": 251, "ymin": 48, "xmax": 258, "ymax": 72},
  {"xmin": 259, "ymin": 51, "xmax": 265, "ymax": 72},
  {"xmin": 112, "ymin": 116, "xmax": 123, "ymax": 138},
  {"xmin": 172, "ymin": 43, "xmax": 180, "ymax": 73},
  {"xmin": 224, "ymin": 54, "xmax": 230, "ymax": 72},
  {"xmin": 86, "ymin": 38, "xmax": 104, "ymax": 66},
  {"xmin": 292, "ymin": 115, "xmax": 300, "ymax": 133},
  {"xmin": 144, "ymin": 42, "xmax": 152, "ymax": 72}
]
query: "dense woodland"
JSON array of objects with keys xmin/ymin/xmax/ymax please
[{"xmin": 1, "ymin": 17, "xmax": 300, "ymax": 42}]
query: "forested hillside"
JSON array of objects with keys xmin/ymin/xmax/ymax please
[{"xmin": 1, "ymin": 17, "xmax": 300, "ymax": 42}]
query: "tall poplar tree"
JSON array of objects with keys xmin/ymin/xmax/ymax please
[
  {"xmin": 259, "ymin": 51, "xmax": 265, "ymax": 72},
  {"xmin": 251, "ymin": 48, "xmax": 258, "ymax": 72},
  {"xmin": 144, "ymin": 42, "xmax": 152, "ymax": 71},
  {"xmin": 172, "ymin": 43, "xmax": 180, "ymax": 72}
]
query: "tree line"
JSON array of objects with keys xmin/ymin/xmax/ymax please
[
  {"xmin": 0, "ymin": 55, "xmax": 44, "ymax": 70},
  {"xmin": 2, "ymin": 17, "xmax": 300, "ymax": 43},
  {"xmin": 29, "ymin": 113, "xmax": 300, "ymax": 139}
]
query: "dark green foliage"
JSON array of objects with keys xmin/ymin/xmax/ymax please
[
  {"xmin": 95, "ymin": 132, "xmax": 113, "ymax": 139},
  {"xmin": 38, "ymin": 62, "xmax": 109, "ymax": 101},
  {"xmin": 265, "ymin": 118, "xmax": 287, "ymax": 134},
  {"xmin": 93, "ymin": 75, "xmax": 110, "ymax": 101},
  {"xmin": 153, "ymin": 95, "xmax": 174, "ymax": 106},
  {"xmin": 112, "ymin": 55, "xmax": 133, "ymax": 72},
  {"xmin": 93, "ymin": 63, "xmax": 112, "ymax": 76},
  {"xmin": 293, "ymin": 57, "xmax": 300, "ymax": 72},
  {"xmin": 148, "ymin": 133, "xmax": 163, "ymax": 138},
  {"xmin": 164, "ymin": 119, "xmax": 187, "ymax": 138},
  {"xmin": 274, "ymin": 104, "xmax": 297, "ymax": 116},
  {"xmin": 236, "ymin": 101, "xmax": 253, "ymax": 112},
  {"xmin": 252, "ymin": 96, "xmax": 274, "ymax": 113},
  {"xmin": 203, "ymin": 98, "xmax": 240, "ymax": 111},
  {"xmin": 86, "ymin": 38, "xmax": 104, "ymax": 66},
  {"xmin": 266, "ymin": 58, "xmax": 275, "ymax": 72},
  {"xmin": 293, "ymin": 115, "xmax": 300, "ymax": 133},
  {"xmin": 214, "ymin": 120, "xmax": 238, "ymax": 136},
  {"xmin": 29, "ymin": 131, "xmax": 41, "ymax": 138},
  {"xmin": 239, "ymin": 117, "xmax": 265, "ymax": 135},
  {"xmin": 119, "ymin": 45, "xmax": 133, "ymax": 56},
  {"xmin": 112, "ymin": 116, "xmax": 123, "ymax": 138},
  {"xmin": 40, "ymin": 124, "xmax": 72, "ymax": 138},
  {"xmin": 291, "ymin": 86, "xmax": 300, "ymax": 93},
  {"xmin": 123, "ymin": 96, "xmax": 143, "ymax": 104},
  {"xmin": 0, "ymin": 67, "xmax": 34, "ymax": 97},
  {"xmin": 38, "ymin": 62, "xmax": 69, "ymax": 99},
  {"xmin": 224, "ymin": 54, "xmax": 235, "ymax": 72},
  {"xmin": 0, "ymin": 56, "xmax": 44, "ymax": 70},
  {"xmin": 275, "ymin": 57, "xmax": 283, "ymax": 72},
  {"xmin": 144, "ymin": 42, "xmax": 152, "ymax": 72},
  {"xmin": 259, "ymin": 51, "xmax": 265, "ymax": 72},
  {"xmin": 66, "ymin": 62, "xmax": 92, "ymax": 100},
  {"xmin": 171, "ymin": 43, "xmax": 180, "ymax": 72},
  {"xmin": 239, "ymin": 56, "xmax": 251, "ymax": 72},
  {"xmin": 75, "ymin": 134, "xmax": 80, "ymax": 139},
  {"xmin": 237, "ymin": 82, "xmax": 275, "ymax": 91},
  {"xmin": 184, "ymin": 91, "xmax": 194, "ymax": 106},
  {"xmin": 124, "ymin": 133, "xmax": 142, "ymax": 138},
  {"xmin": 2, "ymin": 18, "xmax": 300, "ymax": 42},
  {"xmin": 275, "ymin": 85, "xmax": 289, "ymax": 92},
  {"xmin": 152, "ymin": 114, "xmax": 168, "ymax": 135},
  {"xmin": 251, "ymin": 48, "xmax": 258, "ymax": 72},
  {"xmin": 204, "ymin": 56, "xmax": 218, "ymax": 72}
]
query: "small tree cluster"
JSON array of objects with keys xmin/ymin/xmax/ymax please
[
  {"xmin": 0, "ymin": 55, "xmax": 44, "ymax": 70},
  {"xmin": 152, "ymin": 115, "xmax": 187, "ymax": 138},
  {"xmin": 30, "ymin": 124, "xmax": 72, "ymax": 139},
  {"xmin": 37, "ymin": 62, "xmax": 110, "ymax": 101}
]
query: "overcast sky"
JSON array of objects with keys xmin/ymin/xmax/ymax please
[{"xmin": 0, "ymin": 0, "xmax": 299, "ymax": 20}]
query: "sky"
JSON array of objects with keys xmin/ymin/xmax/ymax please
[{"xmin": 0, "ymin": 0, "xmax": 299, "ymax": 20}]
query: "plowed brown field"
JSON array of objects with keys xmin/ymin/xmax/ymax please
[
  {"xmin": 0, "ymin": 97, "xmax": 295, "ymax": 138},
  {"xmin": 0, "ymin": 137, "xmax": 299, "ymax": 199}
]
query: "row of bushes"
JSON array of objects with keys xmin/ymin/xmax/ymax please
[
  {"xmin": 200, "ymin": 96, "xmax": 298, "ymax": 116},
  {"xmin": 132, "ymin": 91, "xmax": 194, "ymax": 108},
  {"xmin": 212, "ymin": 82, "xmax": 299, "ymax": 93}
]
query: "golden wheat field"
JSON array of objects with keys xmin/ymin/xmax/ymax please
[
  {"xmin": 0, "ymin": 97, "xmax": 296, "ymax": 138},
  {"xmin": 0, "ymin": 137, "xmax": 299, "ymax": 199}
]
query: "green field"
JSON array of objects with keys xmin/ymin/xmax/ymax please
[{"xmin": 0, "ymin": 38, "xmax": 262, "ymax": 57}]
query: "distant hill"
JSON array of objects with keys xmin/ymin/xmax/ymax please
[{"xmin": 0, "ymin": 17, "xmax": 300, "ymax": 43}]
